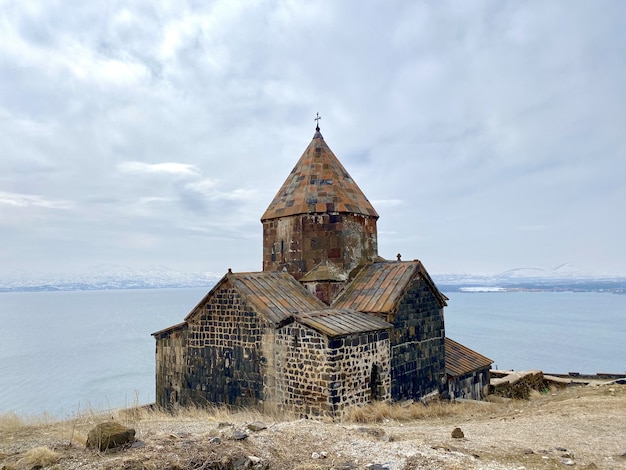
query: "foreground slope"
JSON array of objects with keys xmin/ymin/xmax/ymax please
[{"xmin": 1, "ymin": 382, "xmax": 625, "ymax": 469}]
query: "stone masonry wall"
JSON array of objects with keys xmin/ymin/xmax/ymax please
[
  {"xmin": 328, "ymin": 331, "xmax": 391, "ymax": 415},
  {"xmin": 184, "ymin": 282, "xmax": 271, "ymax": 408},
  {"xmin": 262, "ymin": 213, "xmax": 378, "ymax": 280},
  {"xmin": 154, "ymin": 325, "xmax": 188, "ymax": 408},
  {"xmin": 390, "ymin": 278, "xmax": 445, "ymax": 400},
  {"xmin": 275, "ymin": 323, "xmax": 331, "ymax": 417},
  {"xmin": 275, "ymin": 322, "xmax": 390, "ymax": 418},
  {"xmin": 448, "ymin": 369, "xmax": 490, "ymax": 400}
]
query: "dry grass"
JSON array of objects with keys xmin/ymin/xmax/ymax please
[
  {"xmin": 118, "ymin": 402, "xmax": 296, "ymax": 427},
  {"xmin": 1, "ymin": 385, "xmax": 625, "ymax": 470},
  {"xmin": 343, "ymin": 398, "xmax": 502, "ymax": 423},
  {"xmin": 0, "ymin": 412, "xmax": 57, "ymax": 433},
  {"xmin": 0, "ymin": 413, "xmax": 25, "ymax": 433},
  {"xmin": 17, "ymin": 446, "xmax": 60, "ymax": 468}
]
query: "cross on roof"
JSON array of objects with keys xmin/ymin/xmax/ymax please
[{"xmin": 314, "ymin": 112, "xmax": 321, "ymax": 131}]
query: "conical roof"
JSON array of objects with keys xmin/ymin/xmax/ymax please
[{"xmin": 261, "ymin": 129, "xmax": 379, "ymax": 221}]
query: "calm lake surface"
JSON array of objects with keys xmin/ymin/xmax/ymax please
[{"xmin": 0, "ymin": 288, "xmax": 624, "ymax": 417}]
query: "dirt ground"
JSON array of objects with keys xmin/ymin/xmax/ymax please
[{"xmin": 1, "ymin": 381, "xmax": 625, "ymax": 470}]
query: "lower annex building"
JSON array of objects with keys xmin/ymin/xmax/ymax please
[{"xmin": 153, "ymin": 123, "xmax": 492, "ymax": 417}]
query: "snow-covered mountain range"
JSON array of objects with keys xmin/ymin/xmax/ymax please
[
  {"xmin": 1, "ymin": 264, "xmax": 624, "ymax": 293},
  {"xmin": 0, "ymin": 265, "xmax": 222, "ymax": 292}
]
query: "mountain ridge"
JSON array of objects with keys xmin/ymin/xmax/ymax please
[{"xmin": 1, "ymin": 264, "xmax": 624, "ymax": 293}]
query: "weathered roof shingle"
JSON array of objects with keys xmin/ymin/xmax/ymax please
[
  {"xmin": 445, "ymin": 337, "xmax": 493, "ymax": 377},
  {"xmin": 261, "ymin": 130, "xmax": 378, "ymax": 221},
  {"xmin": 332, "ymin": 260, "xmax": 447, "ymax": 313},
  {"xmin": 182, "ymin": 271, "xmax": 325, "ymax": 326},
  {"xmin": 296, "ymin": 308, "xmax": 392, "ymax": 337}
]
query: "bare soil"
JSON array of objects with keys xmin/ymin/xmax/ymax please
[{"xmin": 1, "ymin": 382, "xmax": 625, "ymax": 470}]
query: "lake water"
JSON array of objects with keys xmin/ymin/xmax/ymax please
[{"xmin": 0, "ymin": 288, "xmax": 624, "ymax": 418}]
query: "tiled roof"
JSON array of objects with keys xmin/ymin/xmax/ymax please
[
  {"xmin": 296, "ymin": 308, "xmax": 392, "ymax": 337},
  {"xmin": 185, "ymin": 271, "xmax": 326, "ymax": 326},
  {"xmin": 300, "ymin": 260, "xmax": 348, "ymax": 282},
  {"xmin": 179, "ymin": 270, "xmax": 393, "ymax": 336},
  {"xmin": 445, "ymin": 337, "xmax": 493, "ymax": 377},
  {"xmin": 332, "ymin": 260, "xmax": 447, "ymax": 313},
  {"xmin": 229, "ymin": 272, "xmax": 326, "ymax": 325},
  {"xmin": 261, "ymin": 130, "xmax": 379, "ymax": 221},
  {"xmin": 151, "ymin": 321, "xmax": 187, "ymax": 338}
]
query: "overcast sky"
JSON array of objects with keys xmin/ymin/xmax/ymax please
[{"xmin": 1, "ymin": 1, "xmax": 625, "ymax": 278}]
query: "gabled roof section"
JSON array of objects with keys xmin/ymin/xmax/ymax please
[
  {"xmin": 261, "ymin": 130, "xmax": 379, "ymax": 221},
  {"xmin": 300, "ymin": 260, "xmax": 348, "ymax": 283},
  {"xmin": 184, "ymin": 271, "xmax": 325, "ymax": 326},
  {"xmin": 445, "ymin": 337, "xmax": 493, "ymax": 377},
  {"xmin": 332, "ymin": 260, "xmax": 448, "ymax": 313},
  {"xmin": 151, "ymin": 321, "xmax": 187, "ymax": 338},
  {"xmin": 296, "ymin": 308, "xmax": 392, "ymax": 337}
]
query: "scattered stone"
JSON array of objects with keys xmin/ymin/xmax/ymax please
[
  {"xmin": 335, "ymin": 462, "xmax": 358, "ymax": 470},
  {"xmin": 560, "ymin": 458, "xmax": 575, "ymax": 466},
  {"xmin": 120, "ymin": 458, "xmax": 155, "ymax": 470},
  {"xmin": 233, "ymin": 456, "xmax": 252, "ymax": 469},
  {"xmin": 232, "ymin": 430, "xmax": 248, "ymax": 440},
  {"xmin": 131, "ymin": 440, "xmax": 146, "ymax": 448},
  {"xmin": 247, "ymin": 421, "xmax": 267, "ymax": 432},
  {"xmin": 218, "ymin": 421, "xmax": 233, "ymax": 428},
  {"xmin": 248, "ymin": 455, "xmax": 261, "ymax": 464},
  {"xmin": 451, "ymin": 427, "xmax": 464, "ymax": 438},
  {"xmin": 366, "ymin": 464, "xmax": 390, "ymax": 469},
  {"xmin": 420, "ymin": 390, "xmax": 440, "ymax": 405},
  {"xmin": 556, "ymin": 447, "xmax": 568, "ymax": 452},
  {"xmin": 432, "ymin": 444, "xmax": 451, "ymax": 452},
  {"xmin": 618, "ymin": 450, "xmax": 626, "ymax": 458},
  {"xmin": 522, "ymin": 448, "xmax": 534, "ymax": 455},
  {"xmin": 358, "ymin": 427, "xmax": 385, "ymax": 438},
  {"xmin": 209, "ymin": 436, "xmax": 221, "ymax": 444},
  {"xmin": 86, "ymin": 421, "xmax": 135, "ymax": 451}
]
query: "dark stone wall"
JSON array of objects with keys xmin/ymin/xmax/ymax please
[
  {"xmin": 389, "ymin": 277, "xmax": 446, "ymax": 400},
  {"xmin": 262, "ymin": 213, "xmax": 378, "ymax": 279},
  {"xmin": 448, "ymin": 369, "xmax": 490, "ymax": 400},
  {"xmin": 183, "ymin": 282, "xmax": 268, "ymax": 408},
  {"xmin": 154, "ymin": 325, "xmax": 188, "ymax": 408}
]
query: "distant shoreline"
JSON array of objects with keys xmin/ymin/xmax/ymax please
[{"xmin": 1, "ymin": 279, "xmax": 625, "ymax": 294}]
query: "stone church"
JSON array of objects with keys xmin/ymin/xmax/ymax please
[{"xmin": 153, "ymin": 123, "xmax": 491, "ymax": 417}]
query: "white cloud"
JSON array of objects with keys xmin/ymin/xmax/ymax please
[
  {"xmin": 117, "ymin": 161, "xmax": 200, "ymax": 176},
  {"xmin": 1, "ymin": 1, "xmax": 625, "ymax": 276},
  {"xmin": 0, "ymin": 192, "xmax": 73, "ymax": 210}
]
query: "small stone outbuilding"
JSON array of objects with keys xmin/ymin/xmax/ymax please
[
  {"xmin": 445, "ymin": 337, "xmax": 493, "ymax": 400},
  {"xmin": 154, "ymin": 123, "xmax": 489, "ymax": 416}
]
